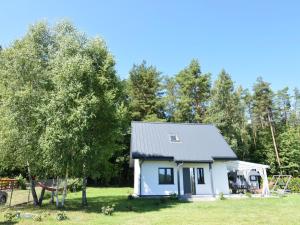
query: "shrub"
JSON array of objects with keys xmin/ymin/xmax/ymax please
[
  {"xmin": 288, "ymin": 177, "xmax": 300, "ymax": 193},
  {"xmin": 32, "ymin": 214, "xmax": 42, "ymax": 222},
  {"xmin": 269, "ymin": 177, "xmax": 300, "ymax": 193},
  {"xmin": 245, "ymin": 192, "xmax": 252, "ymax": 198},
  {"xmin": 219, "ymin": 192, "xmax": 226, "ymax": 200},
  {"xmin": 127, "ymin": 194, "xmax": 134, "ymax": 200},
  {"xmin": 41, "ymin": 210, "xmax": 50, "ymax": 218},
  {"xmin": 15, "ymin": 174, "xmax": 27, "ymax": 190},
  {"xmin": 101, "ymin": 204, "xmax": 116, "ymax": 216},
  {"xmin": 4, "ymin": 211, "xmax": 16, "ymax": 221},
  {"xmin": 170, "ymin": 192, "xmax": 178, "ymax": 200},
  {"xmin": 56, "ymin": 211, "xmax": 68, "ymax": 221}
]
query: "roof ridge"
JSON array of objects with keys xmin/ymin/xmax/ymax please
[{"xmin": 131, "ymin": 121, "xmax": 215, "ymax": 126}]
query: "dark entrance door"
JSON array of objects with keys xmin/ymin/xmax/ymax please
[{"xmin": 183, "ymin": 168, "xmax": 196, "ymax": 195}]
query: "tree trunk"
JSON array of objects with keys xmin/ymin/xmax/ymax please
[
  {"xmin": 82, "ymin": 177, "xmax": 88, "ymax": 206},
  {"xmin": 50, "ymin": 179, "xmax": 55, "ymax": 204},
  {"xmin": 38, "ymin": 188, "xmax": 46, "ymax": 206},
  {"xmin": 61, "ymin": 167, "xmax": 68, "ymax": 207},
  {"xmin": 27, "ymin": 162, "xmax": 39, "ymax": 206},
  {"xmin": 55, "ymin": 177, "xmax": 59, "ymax": 207},
  {"xmin": 267, "ymin": 109, "xmax": 281, "ymax": 167}
]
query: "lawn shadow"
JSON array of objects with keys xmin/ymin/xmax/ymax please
[
  {"xmin": 31, "ymin": 194, "xmax": 190, "ymax": 214},
  {"xmin": 0, "ymin": 222, "xmax": 18, "ymax": 225}
]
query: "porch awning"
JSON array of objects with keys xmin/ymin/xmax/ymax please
[
  {"xmin": 226, "ymin": 160, "xmax": 269, "ymax": 171},
  {"xmin": 225, "ymin": 160, "xmax": 270, "ymax": 196}
]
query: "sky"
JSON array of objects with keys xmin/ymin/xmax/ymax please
[{"xmin": 1, "ymin": 0, "xmax": 300, "ymax": 91}]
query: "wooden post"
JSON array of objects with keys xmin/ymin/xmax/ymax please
[{"xmin": 9, "ymin": 183, "xmax": 14, "ymax": 207}]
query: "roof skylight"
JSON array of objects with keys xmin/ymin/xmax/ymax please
[{"xmin": 170, "ymin": 134, "xmax": 180, "ymax": 143}]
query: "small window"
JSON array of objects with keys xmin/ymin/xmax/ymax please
[
  {"xmin": 170, "ymin": 134, "xmax": 180, "ymax": 142},
  {"xmin": 250, "ymin": 175, "xmax": 257, "ymax": 181},
  {"xmin": 197, "ymin": 168, "xmax": 205, "ymax": 184},
  {"xmin": 158, "ymin": 168, "xmax": 174, "ymax": 184}
]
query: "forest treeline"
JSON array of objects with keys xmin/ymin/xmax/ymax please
[{"xmin": 0, "ymin": 22, "xmax": 299, "ymax": 205}]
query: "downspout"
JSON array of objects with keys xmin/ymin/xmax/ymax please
[
  {"xmin": 176, "ymin": 162, "xmax": 183, "ymax": 196},
  {"xmin": 209, "ymin": 162, "xmax": 215, "ymax": 197},
  {"xmin": 139, "ymin": 159, "xmax": 144, "ymax": 196}
]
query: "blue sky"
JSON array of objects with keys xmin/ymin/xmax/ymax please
[{"xmin": 1, "ymin": 0, "xmax": 300, "ymax": 91}]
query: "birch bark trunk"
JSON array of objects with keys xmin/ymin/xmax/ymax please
[{"xmin": 27, "ymin": 161, "xmax": 39, "ymax": 206}]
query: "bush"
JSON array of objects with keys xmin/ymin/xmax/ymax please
[
  {"xmin": 288, "ymin": 177, "xmax": 300, "ymax": 193},
  {"xmin": 219, "ymin": 192, "xmax": 226, "ymax": 200},
  {"xmin": 127, "ymin": 194, "xmax": 134, "ymax": 200},
  {"xmin": 32, "ymin": 214, "xmax": 42, "ymax": 222},
  {"xmin": 56, "ymin": 211, "xmax": 68, "ymax": 221},
  {"xmin": 269, "ymin": 177, "xmax": 300, "ymax": 193},
  {"xmin": 4, "ymin": 211, "xmax": 17, "ymax": 221},
  {"xmin": 170, "ymin": 192, "xmax": 178, "ymax": 200},
  {"xmin": 245, "ymin": 192, "xmax": 252, "ymax": 198},
  {"xmin": 101, "ymin": 204, "xmax": 116, "ymax": 216},
  {"xmin": 15, "ymin": 174, "xmax": 27, "ymax": 190}
]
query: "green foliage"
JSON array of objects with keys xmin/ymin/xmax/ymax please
[
  {"xmin": 127, "ymin": 194, "xmax": 134, "ymax": 200},
  {"xmin": 169, "ymin": 192, "xmax": 178, "ymax": 200},
  {"xmin": 219, "ymin": 192, "xmax": 226, "ymax": 200},
  {"xmin": 1, "ymin": 18, "xmax": 300, "ymax": 189},
  {"xmin": 101, "ymin": 204, "xmax": 116, "ymax": 215},
  {"xmin": 174, "ymin": 59, "xmax": 211, "ymax": 122},
  {"xmin": 56, "ymin": 211, "xmax": 68, "ymax": 221},
  {"xmin": 205, "ymin": 70, "xmax": 250, "ymax": 158},
  {"xmin": 0, "ymin": 20, "xmax": 126, "ymax": 205},
  {"xmin": 15, "ymin": 174, "xmax": 27, "ymax": 190},
  {"xmin": 67, "ymin": 178, "xmax": 83, "ymax": 192},
  {"xmin": 127, "ymin": 61, "xmax": 163, "ymax": 121},
  {"xmin": 32, "ymin": 214, "xmax": 42, "ymax": 221},
  {"xmin": 279, "ymin": 127, "xmax": 300, "ymax": 175},
  {"xmin": 288, "ymin": 177, "xmax": 300, "ymax": 193},
  {"xmin": 3, "ymin": 210, "xmax": 18, "ymax": 222},
  {"xmin": 245, "ymin": 192, "xmax": 252, "ymax": 198}
]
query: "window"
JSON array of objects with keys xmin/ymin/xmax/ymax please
[
  {"xmin": 197, "ymin": 168, "xmax": 205, "ymax": 184},
  {"xmin": 158, "ymin": 168, "xmax": 174, "ymax": 184},
  {"xmin": 250, "ymin": 175, "xmax": 257, "ymax": 181},
  {"xmin": 170, "ymin": 134, "xmax": 180, "ymax": 142}
]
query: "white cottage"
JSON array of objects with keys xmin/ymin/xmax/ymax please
[{"xmin": 130, "ymin": 121, "xmax": 270, "ymax": 197}]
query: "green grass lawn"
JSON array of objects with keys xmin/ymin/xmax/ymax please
[{"xmin": 1, "ymin": 187, "xmax": 300, "ymax": 225}]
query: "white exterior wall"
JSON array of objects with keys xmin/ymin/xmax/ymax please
[
  {"xmin": 133, "ymin": 159, "xmax": 140, "ymax": 195},
  {"xmin": 133, "ymin": 160, "xmax": 230, "ymax": 196},
  {"xmin": 179, "ymin": 163, "xmax": 213, "ymax": 195},
  {"xmin": 211, "ymin": 161, "xmax": 230, "ymax": 195},
  {"xmin": 140, "ymin": 161, "xmax": 178, "ymax": 195}
]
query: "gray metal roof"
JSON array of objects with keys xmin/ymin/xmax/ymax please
[{"xmin": 130, "ymin": 121, "xmax": 237, "ymax": 165}]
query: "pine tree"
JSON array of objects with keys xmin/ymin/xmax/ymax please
[
  {"xmin": 275, "ymin": 87, "xmax": 291, "ymax": 126},
  {"xmin": 162, "ymin": 76, "xmax": 178, "ymax": 122},
  {"xmin": 252, "ymin": 77, "xmax": 281, "ymax": 168},
  {"xmin": 205, "ymin": 70, "xmax": 249, "ymax": 157},
  {"xmin": 127, "ymin": 61, "xmax": 163, "ymax": 121},
  {"xmin": 174, "ymin": 59, "xmax": 211, "ymax": 122}
]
